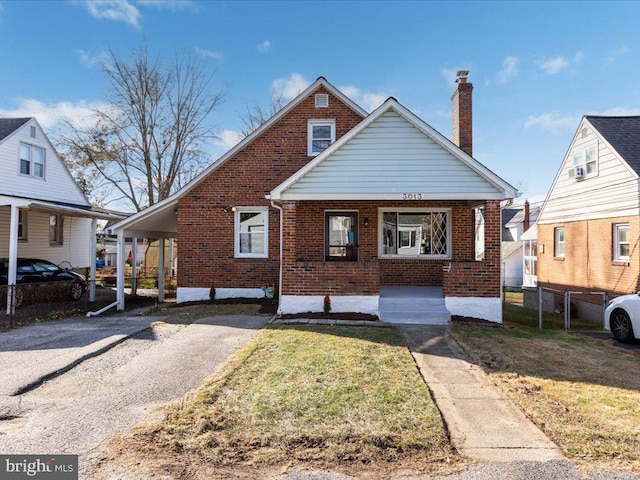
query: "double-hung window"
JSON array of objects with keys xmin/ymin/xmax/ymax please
[
  {"xmin": 18, "ymin": 210, "xmax": 28, "ymax": 242},
  {"xmin": 234, "ymin": 207, "xmax": 268, "ymax": 258},
  {"xmin": 379, "ymin": 209, "xmax": 450, "ymax": 258},
  {"xmin": 308, "ymin": 119, "xmax": 335, "ymax": 156},
  {"xmin": 554, "ymin": 227, "xmax": 565, "ymax": 258},
  {"xmin": 614, "ymin": 223, "xmax": 630, "ymax": 261},
  {"xmin": 20, "ymin": 143, "xmax": 45, "ymax": 178},
  {"xmin": 49, "ymin": 214, "xmax": 63, "ymax": 245},
  {"xmin": 568, "ymin": 144, "xmax": 597, "ymax": 179}
]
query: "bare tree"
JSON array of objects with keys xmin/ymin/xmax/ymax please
[
  {"xmin": 238, "ymin": 91, "xmax": 287, "ymax": 138},
  {"xmin": 60, "ymin": 44, "xmax": 224, "ymax": 212}
]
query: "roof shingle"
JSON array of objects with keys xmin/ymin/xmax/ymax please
[
  {"xmin": 0, "ymin": 118, "xmax": 31, "ymax": 142},
  {"xmin": 586, "ymin": 116, "xmax": 640, "ymax": 175}
]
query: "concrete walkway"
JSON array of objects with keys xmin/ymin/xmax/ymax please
[{"xmin": 398, "ymin": 324, "xmax": 564, "ymax": 462}]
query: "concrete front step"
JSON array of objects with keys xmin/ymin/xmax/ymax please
[
  {"xmin": 379, "ymin": 286, "xmax": 451, "ymax": 325},
  {"xmin": 380, "ymin": 310, "xmax": 451, "ymax": 325}
]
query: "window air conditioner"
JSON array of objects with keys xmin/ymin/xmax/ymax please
[{"xmin": 575, "ymin": 166, "xmax": 585, "ymax": 180}]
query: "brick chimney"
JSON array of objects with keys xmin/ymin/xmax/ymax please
[
  {"xmin": 451, "ymin": 70, "xmax": 473, "ymax": 156},
  {"xmin": 523, "ymin": 199, "xmax": 530, "ymax": 233}
]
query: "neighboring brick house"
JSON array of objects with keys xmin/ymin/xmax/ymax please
[
  {"xmin": 531, "ymin": 116, "xmax": 640, "ymax": 320},
  {"xmin": 111, "ymin": 75, "xmax": 517, "ymax": 323}
]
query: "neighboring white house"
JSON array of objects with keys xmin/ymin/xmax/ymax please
[
  {"xmin": 501, "ymin": 200, "xmax": 540, "ymax": 289},
  {"xmin": 0, "ymin": 117, "xmax": 123, "ymax": 313}
]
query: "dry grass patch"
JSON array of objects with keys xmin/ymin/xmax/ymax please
[
  {"xmin": 95, "ymin": 325, "xmax": 459, "ymax": 479},
  {"xmin": 451, "ymin": 322, "xmax": 640, "ymax": 473}
]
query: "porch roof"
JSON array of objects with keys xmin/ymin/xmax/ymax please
[
  {"xmin": 269, "ymin": 98, "xmax": 518, "ymax": 202},
  {"xmin": 0, "ymin": 195, "xmax": 125, "ymax": 221}
]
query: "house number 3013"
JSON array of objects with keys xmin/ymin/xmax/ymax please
[{"xmin": 402, "ymin": 193, "xmax": 423, "ymax": 200}]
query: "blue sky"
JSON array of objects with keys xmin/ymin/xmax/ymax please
[{"xmin": 1, "ymin": 0, "xmax": 639, "ymax": 204}]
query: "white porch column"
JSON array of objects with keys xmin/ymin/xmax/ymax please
[
  {"xmin": 158, "ymin": 238, "xmax": 165, "ymax": 303},
  {"xmin": 168, "ymin": 238, "xmax": 174, "ymax": 277},
  {"xmin": 6, "ymin": 205, "xmax": 19, "ymax": 315},
  {"xmin": 89, "ymin": 218, "xmax": 97, "ymax": 302},
  {"xmin": 131, "ymin": 237, "xmax": 138, "ymax": 296},
  {"xmin": 116, "ymin": 230, "xmax": 125, "ymax": 311}
]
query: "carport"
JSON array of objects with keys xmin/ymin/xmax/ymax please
[
  {"xmin": 106, "ymin": 195, "xmax": 178, "ymax": 312},
  {"xmin": 1, "ymin": 194, "xmax": 124, "ymax": 315}
]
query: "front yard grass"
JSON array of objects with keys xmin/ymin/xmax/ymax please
[
  {"xmin": 101, "ymin": 325, "xmax": 458, "ymax": 478},
  {"xmin": 451, "ymin": 310, "xmax": 640, "ymax": 473}
]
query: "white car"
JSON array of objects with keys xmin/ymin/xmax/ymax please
[{"xmin": 604, "ymin": 293, "xmax": 640, "ymax": 343}]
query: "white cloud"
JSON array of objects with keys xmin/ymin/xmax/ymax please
[
  {"xmin": 214, "ymin": 129, "xmax": 242, "ymax": 149},
  {"xmin": 339, "ymin": 84, "xmax": 388, "ymax": 112},
  {"xmin": 598, "ymin": 106, "xmax": 640, "ymax": 116},
  {"xmin": 272, "ymin": 73, "xmax": 310, "ymax": 100},
  {"xmin": 573, "ymin": 51, "xmax": 585, "ymax": 64},
  {"xmin": 136, "ymin": 0, "xmax": 198, "ymax": 11},
  {"xmin": 524, "ymin": 112, "xmax": 580, "ymax": 133},
  {"xmin": 0, "ymin": 98, "xmax": 113, "ymax": 131},
  {"xmin": 194, "ymin": 46, "xmax": 223, "ymax": 60},
  {"xmin": 73, "ymin": 0, "xmax": 142, "ymax": 28},
  {"xmin": 77, "ymin": 49, "xmax": 109, "ymax": 68},
  {"xmin": 538, "ymin": 56, "xmax": 569, "ymax": 75},
  {"xmin": 257, "ymin": 40, "xmax": 271, "ymax": 54},
  {"xmin": 524, "ymin": 106, "xmax": 640, "ymax": 134},
  {"xmin": 605, "ymin": 45, "xmax": 630, "ymax": 65},
  {"xmin": 496, "ymin": 56, "xmax": 518, "ymax": 84}
]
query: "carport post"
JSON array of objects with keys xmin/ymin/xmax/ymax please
[
  {"xmin": 131, "ymin": 238, "xmax": 138, "ymax": 296},
  {"xmin": 116, "ymin": 230, "xmax": 125, "ymax": 311},
  {"xmin": 6, "ymin": 204, "xmax": 19, "ymax": 316},
  {"xmin": 157, "ymin": 238, "xmax": 165, "ymax": 303},
  {"xmin": 538, "ymin": 285, "xmax": 543, "ymax": 330},
  {"xmin": 89, "ymin": 218, "xmax": 97, "ymax": 302}
]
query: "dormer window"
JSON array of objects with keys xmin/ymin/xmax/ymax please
[
  {"xmin": 19, "ymin": 143, "xmax": 45, "ymax": 178},
  {"xmin": 308, "ymin": 119, "xmax": 335, "ymax": 156},
  {"xmin": 30, "ymin": 126, "xmax": 36, "ymax": 138}
]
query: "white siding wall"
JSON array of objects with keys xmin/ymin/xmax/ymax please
[
  {"xmin": 0, "ymin": 208, "xmax": 92, "ymax": 269},
  {"xmin": 285, "ymin": 110, "xmax": 502, "ymax": 196},
  {"xmin": 0, "ymin": 120, "xmax": 89, "ymax": 206},
  {"xmin": 539, "ymin": 120, "xmax": 640, "ymax": 224}
]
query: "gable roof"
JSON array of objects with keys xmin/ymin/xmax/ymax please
[
  {"xmin": 0, "ymin": 118, "xmax": 30, "ymax": 142},
  {"xmin": 109, "ymin": 77, "xmax": 367, "ymax": 235},
  {"xmin": 270, "ymin": 98, "xmax": 518, "ymax": 201},
  {"xmin": 586, "ymin": 116, "xmax": 640, "ymax": 175}
]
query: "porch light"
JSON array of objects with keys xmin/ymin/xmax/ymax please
[
  {"xmin": 363, "ymin": 217, "xmax": 369, "ymax": 227},
  {"xmin": 224, "ymin": 206, "xmax": 237, "ymax": 213}
]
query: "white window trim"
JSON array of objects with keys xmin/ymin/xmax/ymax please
[
  {"xmin": 568, "ymin": 142, "xmax": 598, "ymax": 180},
  {"xmin": 234, "ymin": 206, "xmax": 269, "ymax": 259},
  {"xmin": 19, "ymin": 142, "xmax": 46, "ymax": 179},
  {"xmin": 554, "ymin": 227, "xmax": 565, "ymax": 258},
  {"xmin": 307, "ymin": 119, "xmax": 336, "ymax": 156},
  {"xmin": 377, "ymin": 207, "xmax": 452, "ymax": 259},
  {"xmin": 614, "ymin": 223, "xmax": 630, "ymax": 261}
]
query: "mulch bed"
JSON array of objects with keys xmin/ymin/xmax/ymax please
[
  {"xmin": 279, "ymin": 311, "xmax": 380, "ymax": 321},
  {"xmin": 451, "ymin": 315, "xmax": 504, "ymax": 327},
  {"xmin": 168, "ymin": 297, "xmax": 279, "ymax": 315}
]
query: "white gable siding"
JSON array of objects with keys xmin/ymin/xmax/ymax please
[
  {"xmin": 0, "ymin": 120, "xmax": 89, "ymax": 206},
  {"xmin": 284, "ymin": 110, "xmax": 502, "ymax": 197},
  {"xmin": 0, "ymin": 208, "xmax": 92, "ymax": 268},
  {"xmin": 538, "ymin": 120, "xmax": 640, "ymax": 224}
]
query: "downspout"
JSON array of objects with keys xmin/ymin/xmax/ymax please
[{"xmin": 270, "ymin": 199, "xmax": 284, "ymax": 315}]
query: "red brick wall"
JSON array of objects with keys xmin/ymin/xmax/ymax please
[
  {"xmin": 537, "ymin": 217, "xmax": 640, "ymax": 295},
  {"xmin": 282, "ymin": 200, "xmax": 498, "ymax": 296},
  {"xmin": 443, "ymin": 200, "xmax": 501, "ymax": 297},
  {"xmin": 177, "ymin": 86, "xmax": 364, "ymax": 289}
]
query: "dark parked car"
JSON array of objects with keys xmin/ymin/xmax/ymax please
[{"xmin": 0, "ymin": 258, "xmax": 86, "ymax": 303}]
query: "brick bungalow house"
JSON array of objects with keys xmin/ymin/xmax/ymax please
[
  {"xmin": 110, "ymin": 74, "xmax": 517, "ymax": 323},
  {"xmin": 527, "ymin": 115, "xmax": 640, "ymax": 321}
]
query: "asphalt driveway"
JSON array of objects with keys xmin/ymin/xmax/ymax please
[{"xmin": 0, "ymin": 311, "xmax": 269, "ymax": 478}]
